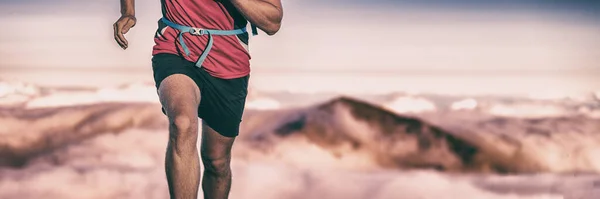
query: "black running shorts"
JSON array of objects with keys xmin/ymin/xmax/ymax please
[{"xmin": 151, "ymin": 53, "xmax": 249, "ymax": 137}]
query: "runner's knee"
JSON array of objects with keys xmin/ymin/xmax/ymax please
[
  {"xmin": 170, "ymin": 114, "xmax": 195, "ymax": 133},
  {"xmin": 168, "ymin": 114, "xmax": 198, "ymax": 145},
  {"xmin": 200, "ymin": 152, "xmax": 231, "ymax": 176}
]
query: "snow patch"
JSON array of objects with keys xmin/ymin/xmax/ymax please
[{"xmin": 384, "ymin": 96, "xmax": 436, "ymax": 113}]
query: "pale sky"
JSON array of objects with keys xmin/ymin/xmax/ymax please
[{"xmin": 0, "ymin": 0, "xmax": 599, "ymax": 72}]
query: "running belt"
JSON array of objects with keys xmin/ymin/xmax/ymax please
[{"xmin": 160, "ymin": 17, "xmax": 258, "ymax": 68}]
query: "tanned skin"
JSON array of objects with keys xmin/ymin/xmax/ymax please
[{"xmin": 113, "ymin": 0, "xmax": 282, "ymax": 198}]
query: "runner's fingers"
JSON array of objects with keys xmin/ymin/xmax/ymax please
[
  {"xmin": 113, "ymin": 23, "xmax": 124, "ymax": 48},
  {"xmin": 121, "ymin": 25, "xmax": 131, "ymax": 34},
  {"xmin": 114, "ymin": 22, "xmax": 128, "ymax": 49},
  {"xmin": 121, "ymin": 18, "xmax": 135, "ymax": 34}
]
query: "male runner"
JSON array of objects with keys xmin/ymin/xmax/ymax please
[{"xmin": 113, "ymin": 0, "xmax": 282, "ymax": 198}]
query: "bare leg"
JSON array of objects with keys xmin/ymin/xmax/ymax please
[
  {"xmin": 200, "ymin": 122, "xmax": 236, "ymax": 199},
  {"xmin": 158, "ymin": 74, "xmax": 202, "ymax": 199}
]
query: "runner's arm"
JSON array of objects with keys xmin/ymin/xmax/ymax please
[
  {"xmin": 120, "ymin": 0, "xmax": 135, "ymax": 17},
  {"xmin": 230, "ymin": 0, "xmax": 283, "ymax": 35},
  {"xmin": 113, "ymin": 0, "xmax": 136, "ymax": 49}
]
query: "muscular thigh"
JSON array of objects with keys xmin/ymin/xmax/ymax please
[
  {"xmin": 200, "ymin": 122, "xmax": 235, "ymax": 161},
  {"xmin": 152, "ymin": 53, "xmax": 249, "ymax": 138},
  {"xmin": 152, "ymin": 53, "xmax": 202, "ymax": 117},
  {"xmin": 158, "ymin": 74, "xmax": 201, "ymax": 117}
]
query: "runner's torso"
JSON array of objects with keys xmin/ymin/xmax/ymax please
[{"xmin": 152, "ymin": 0, "xmax": 251, "ymax": 79}]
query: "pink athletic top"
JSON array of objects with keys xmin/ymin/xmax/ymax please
[{"xmin": 152, "ymin": 0, "xmax": 251, "ymax": 79}]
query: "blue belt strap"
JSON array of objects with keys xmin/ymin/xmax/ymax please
[{"xmin": 160, "ymin": 17, "xmax": 258, "ymax": 68}]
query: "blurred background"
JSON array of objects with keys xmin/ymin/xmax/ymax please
[{"xmin": 1, "ymin": 0, "xmax": 599, "ymax": 199}]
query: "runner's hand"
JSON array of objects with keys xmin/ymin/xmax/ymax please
[{"xmin": 113, "ymin": 15, "xmax": 137, "ymax": 49}]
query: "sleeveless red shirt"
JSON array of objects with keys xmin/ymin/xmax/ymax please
[{"xmin": 152, "ymin": 0, "xmax": 251, "ymax": 79}]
